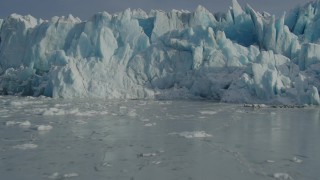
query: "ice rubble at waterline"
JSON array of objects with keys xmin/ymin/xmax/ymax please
[{"xmin": 1, "ymin": 0, "xmax": 320, "ymax": 105}]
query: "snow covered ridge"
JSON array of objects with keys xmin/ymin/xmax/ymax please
[{"xmin": 0, "ymin": 0, "xmax": 320, "ymax": 105}]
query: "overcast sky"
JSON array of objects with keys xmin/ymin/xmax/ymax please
[{"xmin": 0, "ymin": 0, "xmax": 312, "ymax": 20}]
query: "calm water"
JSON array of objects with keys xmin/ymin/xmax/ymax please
[{"xmin": 0, "ymin": 96, "xmax": 319, "ymax": 180}]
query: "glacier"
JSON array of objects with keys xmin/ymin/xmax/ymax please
[{"xmin": 0, "ymin": 0, "xmax": 320, "ymax": 105}]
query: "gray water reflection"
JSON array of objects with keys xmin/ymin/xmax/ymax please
[{"xmin": 0, "ymin": 97, "xmax": 319, "ymax": 180}]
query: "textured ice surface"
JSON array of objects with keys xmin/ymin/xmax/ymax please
[{"xmin": 1, "ymin": 0, "xmax": 320, "ymax": 105}]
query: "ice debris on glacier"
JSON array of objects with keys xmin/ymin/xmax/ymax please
[{"xmin": 1, "ymin": 0, "xmax": 320, "ymax": 105}]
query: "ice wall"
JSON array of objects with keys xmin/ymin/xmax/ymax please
[{"xmin": 0, "ymin": 0, "xmax": 320, "ymax": 105}]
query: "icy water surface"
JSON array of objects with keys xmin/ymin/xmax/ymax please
[{"xmin": 0, "ymin": 96, "xmax": 319, "ymax": 180}]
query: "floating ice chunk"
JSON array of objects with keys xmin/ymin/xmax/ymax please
[
  {"xmin": 10, "ymin": 101, "xmax": 33, "ymax": 106},
  {"xmin": 42, "ymin": 108, "xmax": 66, "ymax": 116},
  {"xmin": 138, "ymin": 101, "xmax": 147, "ymax": 106},
  {"xmin": 144, "ymin": 123, "xmax": 156, "ymax": 127},
  {"xmin": 235, "ymin": 110, "xmax": 245, "ymax": 113},
  {"xmin": 199, "ymin": 111, "xmax": 217, "ymax": 115},
  {"xmin": 100, "ymin": 162, "xmax": 112, "ymax": 167},
  {"xmin": 5, "ymin": 121, "xmax": 18, "ymax": 126},
  {"xmin": 243, "ymin": 104, "xmax": 268, "ymax": 108},
  {"xmin": 48, "ymin": 172, "xmax": 78, "ymax": 179},
  {"xmin": 99, "ymin": 111, "xmax": 108, "ymax": 115},
  {"xmin": 169, "ymin": 131, "xmax": 212, "ymax": 138},
  {"xmin": 159, "ymin": 101, "xmax": 172, "ymax": 105},
  {"xmin": 19, "ymin": 121, "xmax": 31, "ymax": 128},
  {"xmin": 273, "ymin": 173, "xmax": 293, "ymax": 180},
  {"xmin": 266, "ymin": 160, "xmax": 275, "ymax": 163},
  {"xmin": 5, "ymin": 121, "xmax": 31, "ymax": 128},
  {"xmin": 0, "ymin": 109, "xmax": 9, "ymax": 113},
  {"xmin": 157, "ymin": 150, "xmax": 165, "ymax": 153},
  {"xmin": 54, "ymin": 103, "xmax": 70, "ymax": 107},
  {"xmin": 9, "ymin": 101, "xmax": 25, "ymax": 106},
  {"xmin": 13, "ymin": 143, "xmax": 38, "ymax": 150},
  {"xmin": 48, "ymin": 172, "xmax": 60, "ymax": 179},
  {"xmin": 63, "ymin": 173, "xmax": 79, "ymax": 178},
  {"xmin": 151, "ymin": 161, "xmax": 161, "ymax": 165},
  {"xmin": 119, "ymin": 107, "xmax": 137, "ymax": 116},
  {"xmin": 75, "ymin": 110, "xmax": 97, "ymax": 116},
  {"xmin": 128, "ymin": 110, "xmax": 137, "ymax": 117},
  {"xmin": 61, "ymin": 109, "xmax": 109, "ymax": 116},
  {"xmin": 291, "ymin": 157, "xmax": 303, "ymax": 163},
  {"xmin": 40, "ymin": 108, "xmax": 85, "ymax": 116},
  {"xmin": 37, "ymin": 125, "xmax": 53, "ymax": 131},
  {"xmin": 119, "ymin": 106, "xmax": 127, "ymax": 112}
]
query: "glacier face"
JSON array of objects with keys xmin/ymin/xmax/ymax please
[{"xmin": 0, "ymin": 0, "xmax": 320, "ymax": 105}]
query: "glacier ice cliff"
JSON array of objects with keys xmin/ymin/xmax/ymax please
[{"xmin": 0, "ymin": 0, "xmax": 320, "ymax": 105}]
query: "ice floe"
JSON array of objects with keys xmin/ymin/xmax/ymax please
[
  {"xmin": 13, "ymin": 143, "xmax": 38, "ymax": 150},
  {"xmin": 169, "ymin": 131, "xmax": 212, "ymax": 138}
]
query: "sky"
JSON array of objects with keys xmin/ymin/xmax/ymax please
[{"xmin": 0, "ymin": 0, "xmax": 312, "ymax": 20}]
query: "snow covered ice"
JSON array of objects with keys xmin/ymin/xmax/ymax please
[{"xmin": 0, "ymin": 0, "xmax": 320, "ymax": 105}]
